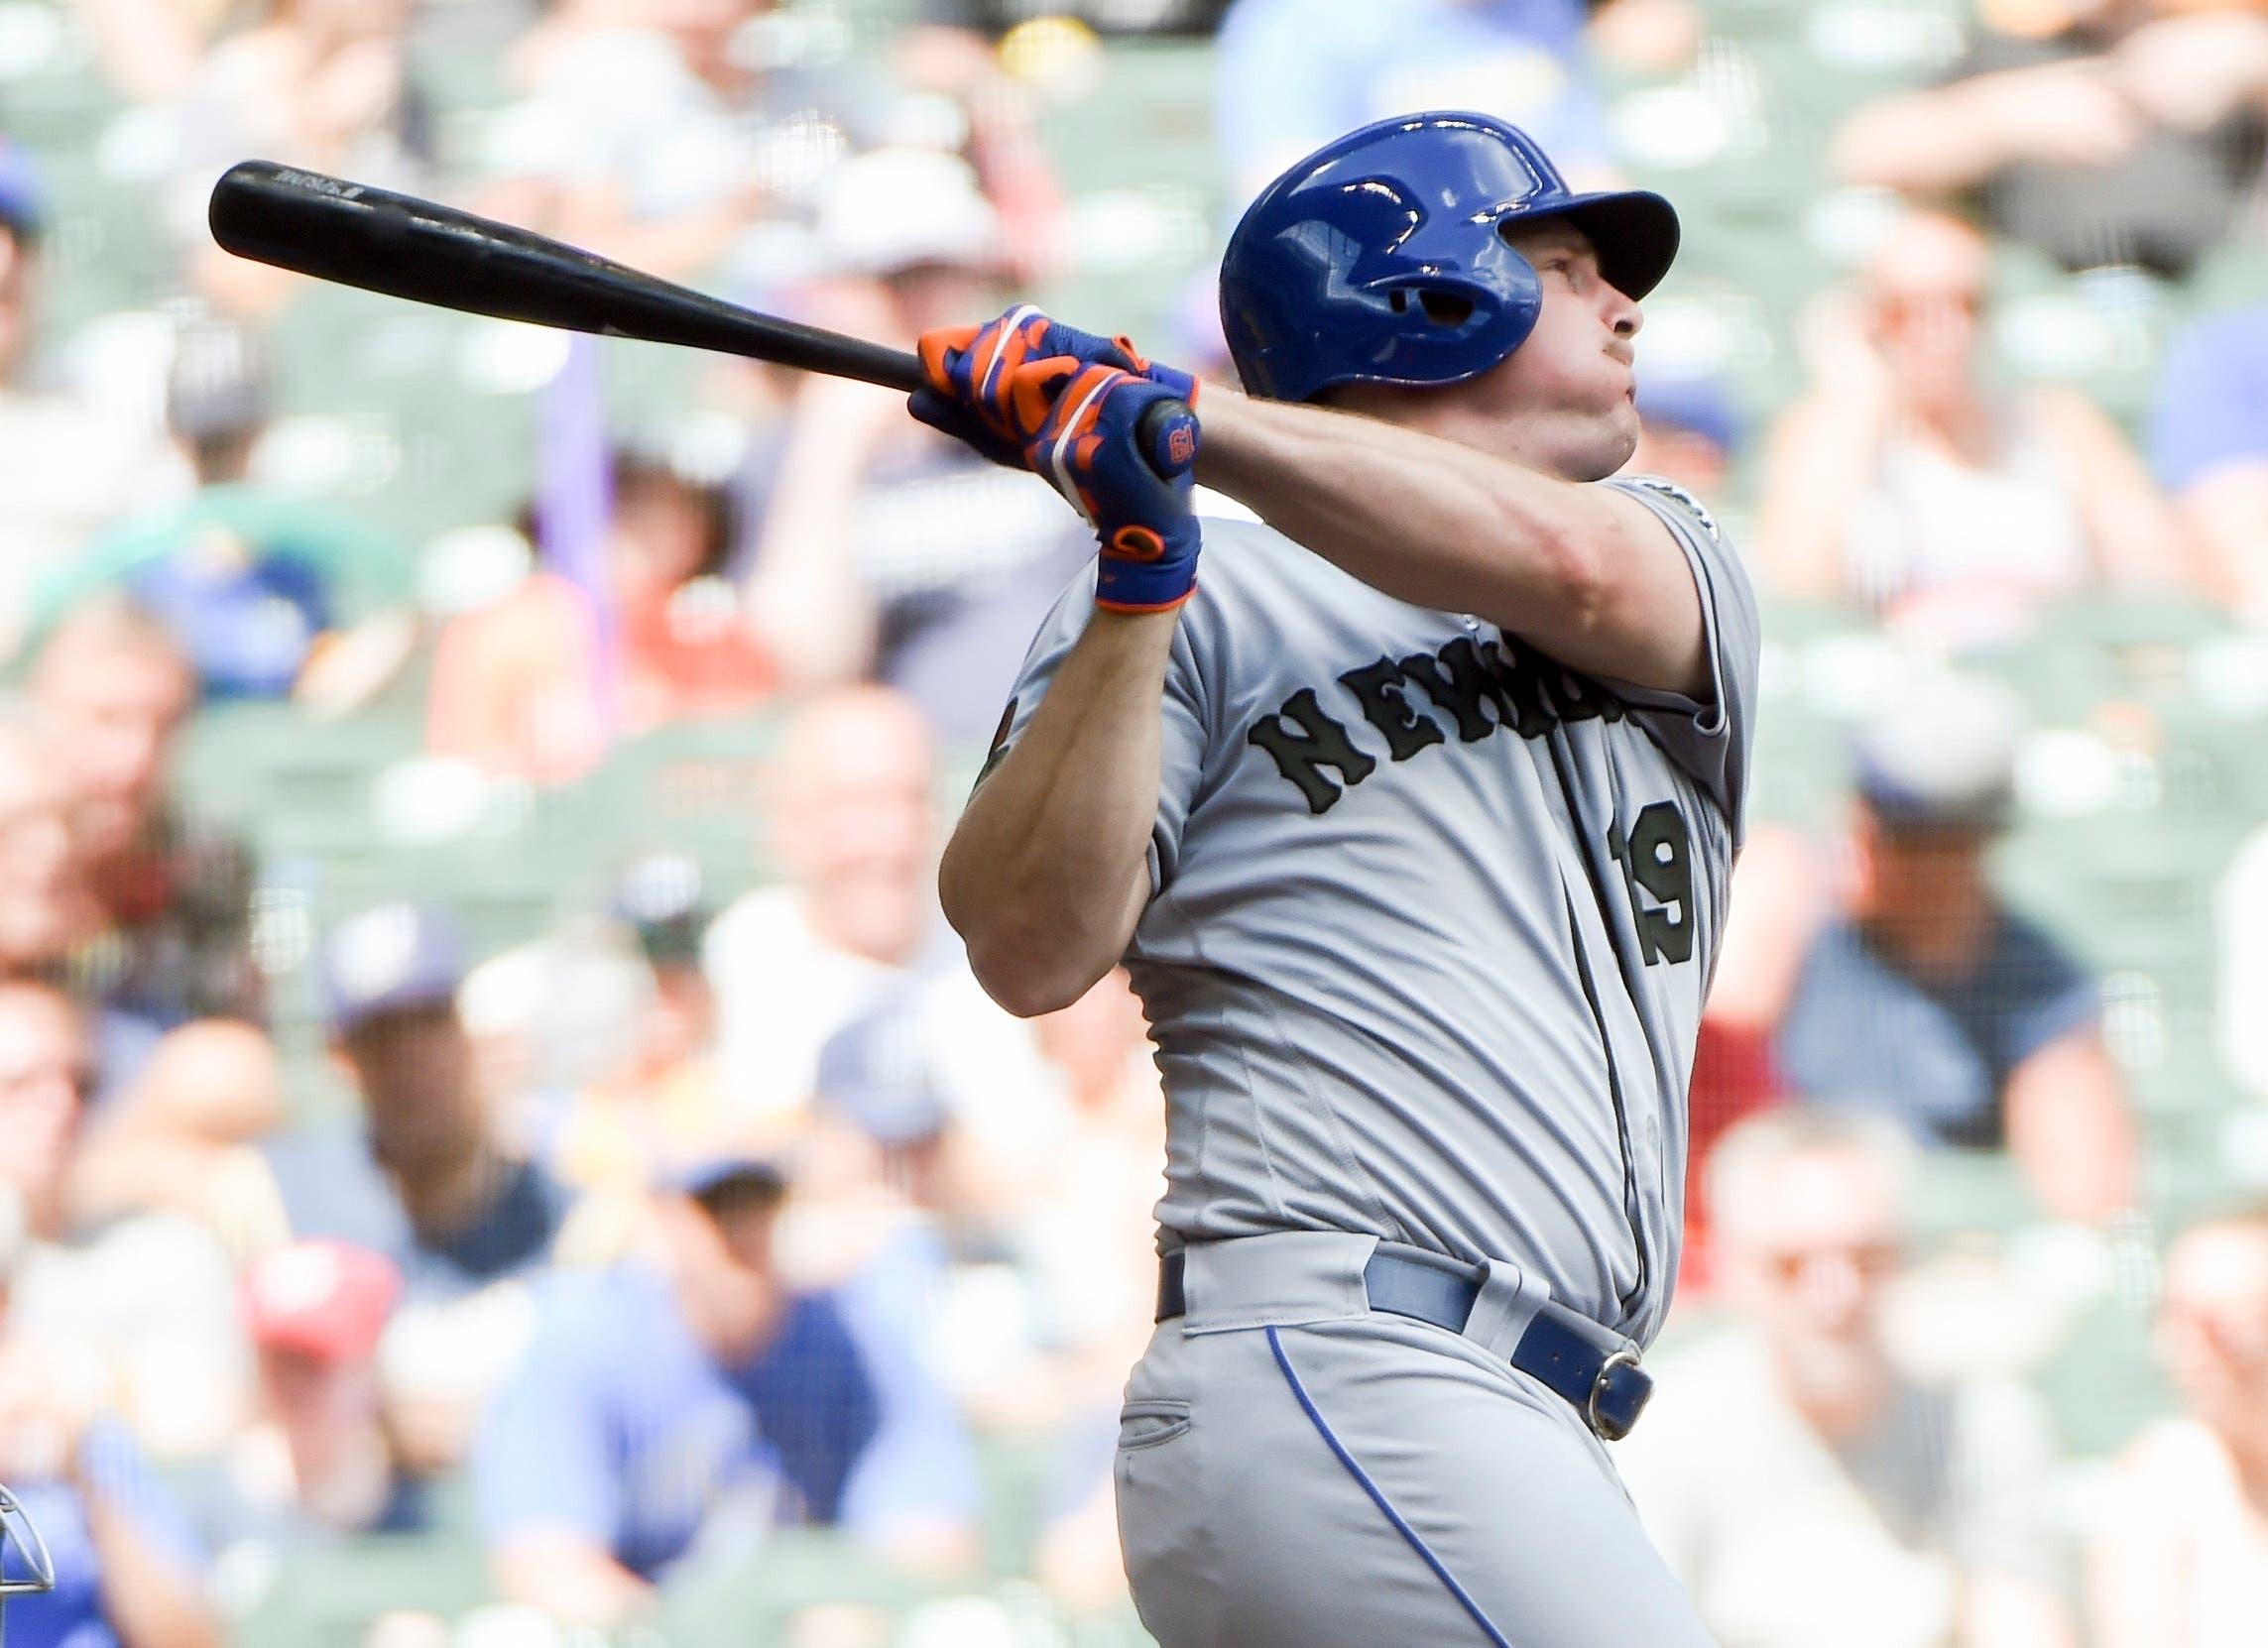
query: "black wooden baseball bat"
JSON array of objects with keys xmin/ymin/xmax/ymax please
[
  {"xmin": 205, "ymin": 160, "xmax": 1194, "ymax": 471},
  {"xmin": 207, "ymin": 159, "xmax": 927, "ymax": 390}
]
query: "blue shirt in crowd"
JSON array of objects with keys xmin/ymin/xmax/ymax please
[
  {"xmin": 262, "ymin": 1129, "xmax": 570, "ymax": 1301},
  {"xmin": 2150, "ymin": 303, "xmax": 2268, "ymax": 492},
  {"xmin": 1, "ymin": 1419, "xmax": 203, "ymax": 1648},
  {"xmin": 472, "ymin": 1262, "xmax": 977, "ymax": 1580},
  {"xmin": 1776, "ymin": 911, "xmax": 2099, "ymax": 1148}
]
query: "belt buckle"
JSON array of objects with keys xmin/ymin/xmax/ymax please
[{"xmin": 1584, "ymin": 1348, "xmax": 1647, "ymax": 1442}]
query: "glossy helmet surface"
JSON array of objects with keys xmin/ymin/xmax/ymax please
[{"xmin": 1219, "ymin": 112, "xmax": 1680, "ymax": 404}]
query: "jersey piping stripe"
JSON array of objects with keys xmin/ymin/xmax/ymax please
[
  {"xmin": 1265, "ymin": 1327, "xmax": 1519, "ymax": 1648},
  {"xmin": 1542, "ymin": 732, "xmax": 1650, "ymax": 1324}
]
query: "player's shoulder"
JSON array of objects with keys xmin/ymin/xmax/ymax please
[{"xmin": 1605, "ymin": 473, "xmax": 1727, "ymax": 545}]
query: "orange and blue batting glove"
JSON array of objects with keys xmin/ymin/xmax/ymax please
[
  {"xmin": 1015, "ymin": 361, "xmax": 1203, "ymax": 614},
  {"xmin": 909, "ymin": 305, "xmax": 1198, "ymax": 467}
]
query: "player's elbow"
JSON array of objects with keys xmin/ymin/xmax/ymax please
[
  {"xmin": 1521, "ymin": 512, "xmax": 1611, "ymax": 638},
  {"xmin": 958, "ymin": 925, "xmax": 1108, "ymax": 1019}
]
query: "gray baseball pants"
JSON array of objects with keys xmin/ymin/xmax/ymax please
[{"xmin": 1113, "ymin": 1232, "xmax": 1719, "ymax": 1647}]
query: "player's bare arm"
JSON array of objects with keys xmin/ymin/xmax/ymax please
[
  {"xmin": 939, "ymin": 607, "xmax": 1173, "ymax": 1017},
  {"xmin": 917, "ymin": 329, "xmax": 1205, "ymax": 1016},
  {"xmin": 1197, "ymin": 379, "xmax": 1711, "ymax": 698}
]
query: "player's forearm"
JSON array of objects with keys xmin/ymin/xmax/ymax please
[
  {"xmin": 940, "ymin": 609, "xmax": 1174, "ymax": 1017},
  {"xmin": 1196, "ymin": 387, "xmax": 1705, "ymax": 692}
]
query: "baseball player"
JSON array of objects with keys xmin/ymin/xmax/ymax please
[{"xmin": 916, "ymin": 112, "xmax": 1755, "ymax": 1647}]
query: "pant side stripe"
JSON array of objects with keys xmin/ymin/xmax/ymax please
[{"xmin": 1265, "ymin": 1326, "xmax": 1517, "ymax": 1648}]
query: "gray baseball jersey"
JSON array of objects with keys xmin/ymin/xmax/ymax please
[{"xmin": 991, "ymin": 478, "xmax": 1758, "ymax": 1347}]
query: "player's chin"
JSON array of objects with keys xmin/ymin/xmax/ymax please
[{"xmin": 1570, "ymin": 404, "xmax": 1641, "ymax": 482}]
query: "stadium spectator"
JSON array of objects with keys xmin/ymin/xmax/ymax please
[
  {"xmin": 0, "ymin": 142, "xmax": 179, "ymax": 656},
  {"xmin": 0, "ymin": 1199, "xmax": 221, "ymax": 1648},
  {"xmin": 68, "ymin": 1018, "xmax": 287, "ymax": 1258},
  {"xmin": 174, "ymin": 0, "xmax": 437, "ymax": 315},
  {"xmin": 741, "ymin": 147, "xmax": 1087, "ymax": 739},
  {"xmin": 1716, "ymin": 668, "xmax": 2136, "ymax": 1224},
  {"xmin": 1617, "ymin": 1108, "xmax": 2077, "ymax": 1648},
  {"xmin": 265, "ymin": 902, "xmax": 570, "ymax": 1298},
  {"xmin": 29, "ymin": 599, "xmax": 262, "ymax": 1034},
  {"xmin": 1214, "ymin": 0, "xmax": 1616, "ymax": 203},
  {"xmin": 1755, "ymin": 208, "xmax": 2193, "ymax": 631},
  {"xmin": 0, "ymin": 712, "xmax": 104, "ymax": 988},
  {"xmin": 259, "ymin": 904, "xmax": 571, "ymax": 1471},
  {"xmin": 2150, "ymin": 299, "xmax": 2268, "ymax": 623},
  {"xmin": 42, "ymin": 317, "xmax": 418, "ymax": 708},
  {"xmin": 193, "ymin": 1240, "xmax": 427, "ymax": 1568},
  {"xmin": 473, "ymin": 1157, "xmax": 980, "ymax": 1630},
  {"xmin": 1831, "ymin": 0, "xmax": 2268, "ymax": 282},
  {"xmin": 704, "ymin": 686, "xmax": 1019, "ymax": 1119},
  {"xmin": 426, "ymin": 442, "xmax": 776, "ymax": 782},
  {"xmin": 0, "ymin": 979, "xmax": 248, "ymax": 1462},
  {"xmin": 481, "ymin": 0, "xmax": 871, "ymax": 287},
  {"xmin": 536, "ymin": 859, "xmax": 747, "ymax": 1200},
  {"xmin": 2089, "ymin": 1205, "xmax": 2268, "ymax": 1647},
  {"xmin": 891, "ymin": 5, "xmax": 1071, "ymax": 286}
]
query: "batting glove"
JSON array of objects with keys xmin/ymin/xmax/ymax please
[
  {"xmin": 909, "ymin": 305, "xmax": 1199, "ymax": 466},
  {"xmin": 1015, "ymin": 361, "xmax": 1203, "ymax": 614}
]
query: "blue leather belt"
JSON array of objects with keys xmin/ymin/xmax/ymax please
[{"xmin": 1155, "ymin": 1242, "xmax": 1653, "ymax": 1442}]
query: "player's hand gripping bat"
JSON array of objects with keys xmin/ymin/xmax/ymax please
[{"xmin": 206, "ymin": 159, "xmax": 1193, "ymax": 473}]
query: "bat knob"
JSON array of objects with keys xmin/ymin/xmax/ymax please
[{"xmin": 1136, "ymin": 398, "xmax": 1199, "ymax": 480}]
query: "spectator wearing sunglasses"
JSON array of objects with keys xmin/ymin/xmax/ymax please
[
  {"xmin": 2089, "ymin": 1205, "xmax": 2268, "ymax": 1648},
  {"xmin": 1755, "ymin": 208, "xmax": 2194, "ymax": 637},
  {"xmin": 1617, "ymin": 1108, "xmax": 2077, "ymax": 1648}
]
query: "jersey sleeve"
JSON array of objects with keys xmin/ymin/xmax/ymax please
[
  {"xmin": 1598, "ymin": 477, "xmax": 1763, "ymax": 844},
  {"xmin": 977, "ymin": 560, "xmax": 1215, "ymax": 894}
]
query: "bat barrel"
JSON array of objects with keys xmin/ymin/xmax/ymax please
[{"xmin": 207, "ymin": 161, "xmax": 924, "ymax": 393}]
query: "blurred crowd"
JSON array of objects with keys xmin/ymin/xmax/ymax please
[{"xmin": 3, "ymin": 0, "xmax": 2268, "ymax": 1645}]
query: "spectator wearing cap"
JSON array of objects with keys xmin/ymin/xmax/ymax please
[
  {"xmin": 255, "ymin": 903, "xmax": 574, "ymax": 1473},
  {"xmin": 2089, "ymin": 1204, "xmax": 2268, "ymax": 1647},
  {"xmin": 425, "ymin": 440, "xmax": 777, "ymax": 783},
  {"xmin": 0, "ymin": 1180, "xmax": 222, "ymax": 1648},
  {"xmin": 1716, "ymin": 670, "xmax": 2134, "ymax": 1225},
  {"xmin": 1617, "ymin": 1109, "xmax": 2076, "ymax": 1648},
  {"xmin": 0, "ymin": 977, "xmax": 251, "ymax": 1463},
  {"xmin": 2149, "ymin": 300, "xmax": 2268, "ymax": 624},
  {"xmin": 738, "ymin": 147, "xmax": 1093, "ymax": 740},
  {"xmin": 0, "ymin": 140, "xmax": 180, "ymax": 656},
  {"xmin": 262, "ymin": 902, "xmax": 572, "ymax": 1299},
  {"xmin": 40, "ymin": 318, "xmax": 418, "ymax": 707},
  {"xmin": 473, "ymin": 1156, "xmax": 980, "ymax": 1630},
  {"xmin": 192, "ymin": 1240, "xmax": 426, "ymax": 1573},
  {"xmin": 28, "ymin": 600, "xmax": 263, "ymax": 1037}
]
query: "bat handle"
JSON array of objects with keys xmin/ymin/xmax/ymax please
[{"xmin": 1135, "ymin": 397, "xmax": 1199, "ymax": 481}]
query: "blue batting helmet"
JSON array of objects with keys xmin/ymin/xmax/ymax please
[{"xmin": 1219, "ymin": 112, "xmax": 1680, "ymax": 404}]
